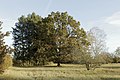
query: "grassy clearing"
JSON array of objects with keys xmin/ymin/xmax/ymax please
[{"xmin": 0, "ymin": 63, "xmax": 120, "ymax": 80}]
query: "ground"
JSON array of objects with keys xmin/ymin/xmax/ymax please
[{"xmin": 0, "ymin": 63, "xmax": 120, "ymax": 80}]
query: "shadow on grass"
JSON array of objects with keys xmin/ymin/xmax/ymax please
[
  {"xmin": 44, "ymin": 65, "xmax": 84, "ymax": 68},
  {"xmin": 0, "ymin": 77, "xmax": 97, "ymax": 80},
  {"xmin": 101, "ymin": 78, "xmax": 120, "ymax": 80},
  {"xmin": 101, "ymin": 66, "xmax": 120, "ymax": 69},
  {"xmin": 13, "ymin": 64, "xmax": 84, "ymax": 69}
]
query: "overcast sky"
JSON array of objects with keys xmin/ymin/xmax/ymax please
[{"xmin": 0, "ymin": 0, "xmax": 120, "ymax": 52}]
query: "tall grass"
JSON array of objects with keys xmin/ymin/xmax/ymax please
[{"xmin": 0, "ymin": 63, "xmax": 120, "ymax": 80}]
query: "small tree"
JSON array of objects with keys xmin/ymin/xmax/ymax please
[
  {"xmin": 86, "ymin": 27, "xmax": 107, "ymax": 70},
  {"xmin": 0, "ymin": 21, "xmax": 12, "ymax": 73},
  {"xmin": 0, "ymin": 54, "xmax": 12, "ymax": 72}
]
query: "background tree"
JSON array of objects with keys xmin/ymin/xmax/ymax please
[
  {"xmin": 115, "ymin": 47, "xmax": 120, "ymax": 56},
  {"xmin": 98, "ymin": 52, "xmax": 113, "ymax": 64},
  {"xmin": 86, "ymin": 27, "xmax": 108, "ymax": 70},
  {"xmin": 0, "ymin": 21, "xmax": 12, "ymax": 73},
  {"xmin": 88, "ymin": 27, "xmax": 107, "ymax": 56},
  {"xmin": 113, "ymin": 47, "xmax": 120, "ymax": 63}
]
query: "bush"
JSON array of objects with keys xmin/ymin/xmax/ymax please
[{"xmin": 0, "ymin": 54, "xmax": 12, "ymax": 74}]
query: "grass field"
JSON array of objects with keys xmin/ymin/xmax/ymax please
[{"xmin": 0, "ymin": 63, "xmax": 120, "ymax": 80}]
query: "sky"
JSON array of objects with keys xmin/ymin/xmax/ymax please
[{"xmin": 0, "ymin": 0, "xmax": 120, "ymax": 52}]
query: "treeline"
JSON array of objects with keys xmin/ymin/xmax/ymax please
[
  {"xmin": 12, "ymin": 12, "xmax": 115, "ymax": 70},
  {"xmin": 0, "ymin": 11, "xmax": 120, "ymax": 72}
]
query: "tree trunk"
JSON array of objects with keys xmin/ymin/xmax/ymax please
[
  {"xmin": 57, "ymin": 62, "xmax": 60, "ymax": 67},
  {"xmin": 42, "ymin": 59, "xmax": 45, "ymax": 65},
  {"xmin": 85, "ymin": 63, "xmax": 90, "ymax": 70}
]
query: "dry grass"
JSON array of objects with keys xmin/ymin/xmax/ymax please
[{"xmin": 0, "ymin": 63, "xmax": 120, "ymax": 80}]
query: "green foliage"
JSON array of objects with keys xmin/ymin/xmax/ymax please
[
  {"xmin": 12, "ymin": 13, "xmax": 45, "ymax": 66},
  {"xmin": 12, "ymin": 12, "xmax": 89, "ymax": 67},
  {"xmin": 45, "ymin": 12, "xmax": 89, "ymax": 66}
]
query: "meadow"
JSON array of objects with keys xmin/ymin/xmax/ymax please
[{"xmin": 0, "ymin": 63, "xmax": 120, "ymax": 80}]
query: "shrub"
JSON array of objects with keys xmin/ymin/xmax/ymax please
[{"xmin": 0, "ymin": 54, "xmax": 12, "ymax": 74}]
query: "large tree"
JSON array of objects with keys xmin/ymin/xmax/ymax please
[
  {"xmin": 12, "ymin": 13, "xmax": 43, "ymax": 65},
  {"xmin": 46, "ymin": 12, "xmax": 89, "ymax": 66},
  {"xmin": 31, "ymin": 16, "xmax": 53, "ymax": 66}
]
